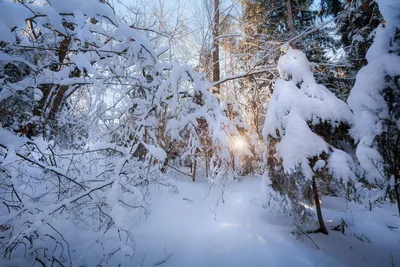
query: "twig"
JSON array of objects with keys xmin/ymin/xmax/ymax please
[
  {"xmin": 46, "ymin": 223, "xmax": 72, "ymax": 265},
  {"xmin": 390, "ymin": 249, "xmax": 395, "ymax": 267},
  {"xmin": 165, "ymin": 163, "xmax": 192, "ymax": 177},
  {"xmin": 0, "ymin": 144, "xmax": 88, "ymax": 191},
  {"xmin": 212, "ymin": 67, "xmax": 276, "ymax": 87},
  {"xmin": 246, "ymin": 12, "xmax": 347, "ymax": 75},
  {"xmin": 294, "ymin": 222, "xmax": 320, "ymax": 250},
  {"xmin": 153, "ymin": 253, "xmax": 173, "ymax": 266},
  {"xmin": 182, "ymin": 198, "xmax": 194, "ymax": 203},
  {"xmin": 141, "ymin": 254, "xmax": 146, "ymax": 267},
  {"xmin": 49, "ymin": 179, "xmax": 114, "ymax": 215},
  {"xmin": 35, "ymin": 257, "xmax": 46, "ymax": 267}
]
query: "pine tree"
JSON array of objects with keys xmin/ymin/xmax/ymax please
[
  {"xmin": 263, "ymin": 45, "xmax": 354, "ymax": 234},
  {"xmin": 348, "ymin": 0, "xmax": 400, "ymax": 215}
]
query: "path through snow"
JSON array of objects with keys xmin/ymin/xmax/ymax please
[{"xmin": 129, "ymin": 175, "xmax": 399, "ymax": 267}]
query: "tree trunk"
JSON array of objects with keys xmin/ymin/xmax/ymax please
[
  {"xmin": 312, "ymin": 176, "xmax": 328, "ymax": 234},
  {"xmin": 287, "ymin": 0, "xmax": 295, "ymax": 33},
  {"xmin": 161, "ymin": 157, "xmax": 169, "ymax": 173},
  {"xmin": 48, "ymin": 85, "xmax": 69, "ymax": 120},
  {"xmin": 231, "ymin": 151, "xmax": 235, "ymax": 172},
  {"xmin": 192, "ymin": 153, "xmax": 197, "ymax": 182},
  {"xmin": 212, "ymin": 0, "xmax": 220, "ymax": 100},
  {"xmin": 205, "ymin": 151, "xmax": 209, "ymax": 178},
  {"xmin": 394, "ymin": 175, "xmax": 400, "ymax": 216}
]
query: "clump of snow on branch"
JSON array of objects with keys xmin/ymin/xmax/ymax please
[{"xmin": 263, "ymin": 46, "xmax": 354, "ymax": 181}]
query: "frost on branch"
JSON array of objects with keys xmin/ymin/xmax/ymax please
[{"xmin": 0, "ymin": 0, "xmax": 230, "ymax": 266}]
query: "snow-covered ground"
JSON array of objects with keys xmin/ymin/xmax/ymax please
[{"xmin": 127, "ymin": 173, "xmax": 400, "ymax": 267}]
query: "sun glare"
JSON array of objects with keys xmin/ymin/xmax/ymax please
[{"xmin": 234, "ymin": 137, "xmax": 246, "ymax": 150}]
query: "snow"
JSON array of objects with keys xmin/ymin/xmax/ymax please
[
  {"xmin": 313, "ymin": 159, "xmax": 326, "ymax": 171},
  {"xmin": 377, "ymin": 0, "xmax": 400, "ymax": 29},
  {"xmin": 365, "ymin": 25, "xmax": 396, "ymax": 62},
  {"xmin": 347, "ymin": 53, "xmax": 400, "ymax": 141},
  {"xmin": 1, "ymin": 148, "xmax": 17, "ymax": 166},
  {"xmin": 327, "ymin": 149, "xmax": 355, "ymax": 183},
  {"xmin": 0, "ymin": 127, "xmax": 27, "ymax": 150},
  {"xmin": 263, "ymin": 47, "xmax": 354, "ymax": 180},
  {"xmin": 124, "ymin": 174, "xmax": 400, "ymax": 267},
  {"xmin": 146, "ymin": 144, "xmax": 167, "ymax": 161},
  {"xmin": 347, "ymin": 0, "xmax": 400, "ymax": 183},
  {"xmin": 0, "ymin": 0, "xmax": 115, "ymax": 44},
  {"xmin": 0, "ymin": 1, "xmax": 399, "ymax": 266},
  {"xmin": 0, "ymin": 0, "xmax": 33, "ymax": 43},
  {"xmin": 354, "ymin": 138, "xmax": 384, "ymax": 182},
  {"xmin": 106, "ymin": 179, "xmax": 122, "ymax": 207},
  {"xmin": 0, "ymin": 21, "xmax": 15, "ymax": 43},
  {"xmin": 110, "ymin": 202, "xmax": 128, "ymax": 229},
  {"xmin": 277, "ymin": 112, "xmax": 328, "ymax": 178},
  {"xmin": 88, "ymin": 142, "xmax": 127, "ymax": 154},
  {"xmin": 70, "ymin": 53, "xmax": 97, "ymax": 74},
  {"xmin": 43, "ymin": 0, "xmax": 115, "ymax": 20}
]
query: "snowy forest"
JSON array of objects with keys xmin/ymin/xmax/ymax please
[{"xmin": 0, "ymin": 0, "xmax": 399, "ymax": 266}]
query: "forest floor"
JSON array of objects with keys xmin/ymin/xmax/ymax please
[{"xmin": 129, "ymin": 172, "xmax": 400, "ymax": 267}]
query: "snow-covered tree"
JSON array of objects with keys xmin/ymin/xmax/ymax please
[
  {"xmin": 263, "ymin": 45, "xmax": 355, "ymax": 234},
  {"xmin": 348, "ymin": 0, "xmax": 400, "ymax": 215},
  {"xmin": 0, "ymin": 0, "xmax": 123, "ymax": 139},
  {"xmin": 0, "ymin": 0, "xmax": 234, "ymax": 265}
]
